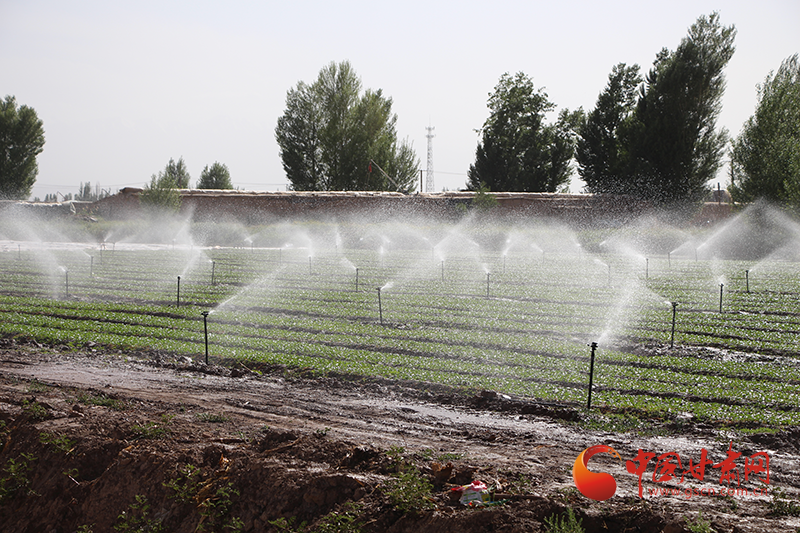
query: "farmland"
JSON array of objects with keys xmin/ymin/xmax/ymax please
[{"xmin": 2, "ymin": 215, "xmax": 800, "ymax": 427}]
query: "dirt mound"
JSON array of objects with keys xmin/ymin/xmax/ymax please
[{"xmin": 1, "ymin": 344, "xmax": 799, "ymax": 532}]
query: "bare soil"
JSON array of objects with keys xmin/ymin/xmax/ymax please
[{"xmin": 1, "ymin": 337, "xmax": 799, "ymax": 532}]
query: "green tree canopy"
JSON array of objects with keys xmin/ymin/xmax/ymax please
[
  {"xmin": 275, "ymin": 61, "xmax": 419, "ymax": 192},
  {"xmin": 578, "ymin": 13, "xmax": 735, "ymax": 210},
  {"xmin": 140, "ymin": 159, "xmax": 186, "ymax": 213},
  {"xmin": 576, "ymin": 63, "xmax": 642, "ymax": 193},
  {"xmin": 197, "ymin": 162, "xmax": 233, "ymax": 189},
  {"xmin": 466, "ymin": 72, "xmax": 579, "ymax": 192},
  {"xmin": 0, "ymin": 95, "xmax": 45, "ymax": 200},
  {"xmin": 730, "ymin": 54, "xmax": 800, "ymax": 206}
]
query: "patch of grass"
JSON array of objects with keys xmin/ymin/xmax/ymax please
[
  {"xmin": 384, "ymin": 467, "xmax": 435, "ymax": 514},
  {"xmin": 131, "ymin": 414, "xmax": 174, "ymax": 440},
  {"xmin": 683, "ymin": 511, "xmax": 716, "ymax": 533},
  {"xmin": 0, "ymin": 452, "xmax": 37, "ymax": 502},
  {"xmin": 39, "ymin": 432, "xmax": 76, "ymax": 454},
  {"xmin": 21, "ymin": 399, "xmax": 48, "ymax": 421},
  {"xmin": 77, "ymin": 391, "xmax": 125, "ymax": 411},
  {"xmin": 768, "ymin": 487, "xmax": 800, "ymax": 517},
  {"xmin": 195, "ymin": 412, "xmax": 229, "ymax": 423},
  {"xmin": 544, "ymin": 507, "xmax": 584, "ymax": 533},
  {"xmin": 26, "ymin": 379, "xmax": 50, "ymax": 393},
  {"xmin": 436, "ymin": 452, "xmax": 464, "ymax": 462},
  {"xmin": 267, "ymin": 516, "xmax": 307, "ymax": 532},
  {"xmin": 113, "ymin": 494, "xmax": 164, "ymax": 532},
  {"xmin": 314, "ymin": 501, "xmax": 364, "ymax": 533}
]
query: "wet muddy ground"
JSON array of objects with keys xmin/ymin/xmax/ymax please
[{"xmin": 1, "ymin": 338, "xmax": 799, "ymax": 532}]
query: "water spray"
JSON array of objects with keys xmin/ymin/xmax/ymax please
[
  {"xmin": 587, "ymin": 342, "xmax": 598, "ymax": 409},
  {"xmin": 607, "ymin": 263, "xmax": 612, "ymax": 287},
  {"xmin": 745, "ymin": 269, "xmax": 750, "ymax": 293},
  {"xmin": 670, "ymin": 302, "xmax": 678, "ymax": 348},
  {"xmin": 376, "ymin": 287, "xmax": 383, "ymax": 325},
  {"xmin": 176, "ymin": 276, "xmax": 181, "ymax": 307},
  {"xmin": 90, "ymin": 255, "xmax": 94, "ymax": 277},
  {"xmin": 65, "ymin": 269, "xmax": 69, "ymax": 297},
  {"xmin": 441, "ymin": 260, "xmax": 444, "ymax": 283},
  {"xmin": 308, "ymin": 255, "xmax": 312, "ymax": 276},
  {"xmin": 719, "ymin": 283, "xmax": 724, "ymax": 313},
  {"xmin": 17, "ymin": 244, "xmax": 21, "ymax": 260},
  {"xmin": 201, "ymin": 311, "xmax": 210, "ymax": 365}
]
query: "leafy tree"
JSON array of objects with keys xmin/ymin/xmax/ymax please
[
  {"xmin": 0, "ymin": 95, "xmax": 45, "ymax": 199},
  {"xmin": 578, "ymin": 13, "xmax": 735, "ymax": 210},
  {"xmin": 197, "ymin": 162, "xmax": 233, "ymax": 189},
  {"xmin": 576, "ymin": 63, "xmax": 643, "ymax": 193},
  {"xmin": 140, "ymin": 167, "xmax": 182, "ymax": 214},
  {"xmin": 276, "ymin": 61, "xmax": 419, "ymax": 192},
  {"xmin": 730, "ymin": 54, "xmax": 800, "ymax": 206},
  {"xmin": 159, "ymin": 157, "xmax": 191, "ymax": 189},
  {"xmin": 630, "ymin": 13, "xmax": 735, "ymax": 207},
  {"xmin": 466, "ymin": 72, "xmax": 578, "ymax": 192}
]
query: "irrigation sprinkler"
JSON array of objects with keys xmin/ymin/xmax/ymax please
[
  {"xmin": 719, "ymin": 283, "xmax": 724, "ymax": 313},
  {"xmin": 645, "ymin": 258, "xmax": 649, "ymax": 280},
  {"xmin": 667, "ymin": 251, "xmax": 671, "ymax": 269},
  {"xmin": 176, "ymin": 276, "xmax": 181, "ymax": 307},
  {"xmin": 90, "ymin": 256, "xmax": 94, "ymax": 277},
  {"xmin": 309, "ymin": 255, "xmax": 312, "ymax": 276},
  {"xmin": 745, "ymin": 269, "xmax": 750, "ymax": 293},
  {"xmin": 200, "ymin": 311, "xmax": 210, "ymax": 364},
  {"xmin": 486, "ymin": 272, "xmax": 490, "ymax": 298},
  {"xmin": 670, "ymin": 302, "xmax": 678, "ymax": 348},
  {"xmin": 355, "ymin": 268, "xmax": 359, "ymax": 292},
  {"xmin": 587, "ymin": 342, "xmax": 598, "ymax": 409},
  {"xmin": 441, "ymin": 260, "xmax": 445, "ymax": 283},
  {"xmin": 376, "ymin": 287, "xmax": 383, "ymax": 325},
  {"xmin": 607, "ymin": 263, "xmax": 612, "ymax": 287},
  {"xmin": 65, "ymin": 269, "xmax": 69, "ymax": 297},
  {"xmin": 211, "ymin": 260, "xmax": 216, "ymax": 286}
]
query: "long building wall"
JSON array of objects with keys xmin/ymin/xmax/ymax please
[{"xmin": 88, "ymin": 188, "xmax": 730, "ymax": 226}]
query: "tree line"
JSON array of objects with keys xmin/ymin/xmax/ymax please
[{"xmin": 2, "ymin": 12, "xmax": 798, "ymax": 214}]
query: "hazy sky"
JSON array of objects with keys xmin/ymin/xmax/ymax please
[{"xmin": 3, "ymin": 0, "xmax": 798, "ymax": 200}]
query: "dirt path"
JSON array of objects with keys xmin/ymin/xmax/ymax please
[{"xmin": 1, "ymin": 342, "xmax": 799, "ymax": 532}]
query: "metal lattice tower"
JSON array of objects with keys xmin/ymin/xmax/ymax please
[{"xmin": 425, "ymin": 126, "xmax": 435, "ymax": 193}]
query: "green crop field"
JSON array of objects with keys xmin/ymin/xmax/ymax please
[{"xmin": 2, "ymin": 219, "xmax": 800, "ymax": 427}]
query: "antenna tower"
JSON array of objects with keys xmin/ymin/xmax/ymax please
[{"xmin": 425, "ymin": 126, "xmax": 435, "ymax": 193}]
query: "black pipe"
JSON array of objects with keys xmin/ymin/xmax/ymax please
[
  {"xmin": 377, "ymin": 287, "xmax": 383, "ymax": 325},
  {"xmin": 176, "ymin": 276, "xmax": 181, "ymax": 307},
  {"xmin": 719, "ymin": 283, "xmax": 724, "ymax": 313},
  {"xmin": 211, "ymin": 261, "xmax": 216, "ymax": 286},
  {"xmin": 201, "ymin": 311, "xmax": 209, "ymax": 365},
  {"xmin": 355, "ymin": 268, "xmax": 359, "ymax": 292},
  {"xmin": 670, "ymin": 302, "xmax": 678, "ymax": 348},
  {"xmin": 587, "ymin": 342, "xmax": 598, "ymax": 409},
  {"xmin": 745, "ymin": 270, "xmax": 750, "ymax": 293}
]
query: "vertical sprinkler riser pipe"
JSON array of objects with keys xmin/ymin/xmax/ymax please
[
  {"xmin": 211, "ymin": 261, "xmax": 216, "ymax": 286},
  {"xmin": 201, "ymin": 311, "xmax": 210, "ymax": 365},
  {"xmin": 376, "ymin": 287, "xmax": 383, "ymax": 325},
  {"xmin": 670, "ymin": 302, "xmax": 678, "ymax": 348},
  {"xmin": 719, "ymin": 283, "xmax": 724, "ymax": 313},
  {"xmin": 177, "ymin": 276, "xmax": 181, "ymax": 307},
  {"xmin": 355, "ymin": 268, "xmax": 359, "ymax": 292},
  {"xmin": 587, "ymin": 342, "xmax": 598, "ymax": 409},
  {"xmin": 745, "ymin": 270, "xmax": 750, "ymax": 293}
]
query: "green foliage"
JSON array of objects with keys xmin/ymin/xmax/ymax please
[
  {"xmin": 163, "ymin": 464, "xmax": 202, "ymax": 504},
  {"xmin": 768, "ymin": 487, "xmax": 800, "ymax": 517},
  {"xmin": 579, "ymin": 13, "xmax": 735, "ymax": 211},
  {"xmin": 39, "ymin": 431, "xmax": 75, "ymax": 454},
  {"xmin": 683, "ymin": 511, "xmax": 716, "ymax": 533},
  {"xmin": 470, "ymin": 184, "xmax": 498, "ymax": 211},
  {"xmin": 195, "ymin": 412, "xmax": 229, "ymax": 423},
  {"xmin": 314, "ymin": 501, "xmax": 364, "ymax": 533},
  {"xmin": 0, "ymin": 95, "xmax": 45, "ymax": 200},
  {"xmin": 544, "ymin": 507, "xmax": 584, "ymax": 533},
  {"xmin": 0, "ymin": 452, "xmax": 37, "ymax": 502},
  {"xmin": 77, "ymin": 391, "xmax": 125, "ymax": 411},
  {"xmin": 139, "ymin": 171, "xmax": 181, "ymax": 214},
  {"xmin": 197, "ymin": 481, "xmax": 242, "ymax": 532},
  {"xmin": 131, "ymin": 414, "xmax": 174, "ymax": 439},
  {"xmin": 197, "ymin": 162, "xmax": 233, "ymax": 190},
  {"xmin": 22, "ymin": 399, "xmax": 48, "ymax": 421},
  {"xmin": 467, "ymin": 72, "xmax": 579, "ymax": 192},
  {"xmin": 267, "ymin": 516, "xmax": 307, "ymax": 532},
  {"xmin": 276, "ymin": 61, "xmax": 419, "ymax": 192},
  {"xmin": 730, "ymin": 54, "xmax": 800, "ymax": 206},
  {"xmin": 113, "ymin": 494, "xmax": 164, "ymax": 532},
  {"xmin": 384, "ymin": 467, "xmax": 435, "ymax": 514},
  {"xmin": 576, "ymin": 63, "xmax": 643, "ymax": 194}
]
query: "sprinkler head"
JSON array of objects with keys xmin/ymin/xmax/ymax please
[{"xmin": 201, "ymin": 311, "xmax": 209, "ymax": 318}]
